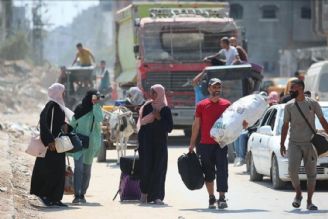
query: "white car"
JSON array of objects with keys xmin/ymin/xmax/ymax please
[{"xmin": 246, "ymin": 102, "xmax": 328, "ymax": 189}]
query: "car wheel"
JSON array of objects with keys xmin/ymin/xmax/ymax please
[
  {"xmin": 250, "ymin": 153, "xmax": 263, "ymax": 181},
  {"xmin": 271, "ymin": 155, "xmax": 287, "ymax": 190}
]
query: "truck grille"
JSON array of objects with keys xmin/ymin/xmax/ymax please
[{"xmin": 143, "ymin": 72, "xmax": 198, "ymax": 92}]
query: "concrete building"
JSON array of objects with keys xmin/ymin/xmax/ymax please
[{"xmin": 226, "ymin": 0, "xmax": 326, "ymax": 76}]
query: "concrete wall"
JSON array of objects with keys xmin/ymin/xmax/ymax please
[{"xmin": 227, "ymin": 0, "xmax": 325, "ymax": 76}]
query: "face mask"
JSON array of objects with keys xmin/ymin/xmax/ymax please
[{"xmin": 290, "ymin": 90, "xmax": 299, "ymax": 99}]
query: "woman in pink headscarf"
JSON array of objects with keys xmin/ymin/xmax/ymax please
[
  {"xmin": 137, "ymin": 84, "xmax": 173, "ymax": 204},
  {"xmin": 30, "ymin": 83, "xmax": 72, "ymax": 207}
]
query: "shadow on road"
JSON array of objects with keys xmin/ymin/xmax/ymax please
[
  {"xmin": 286, "ymin": 209, "xmax": 328, "ymax": 214},
  {"xmin": 180, "ymin": 208, "xmax": 269, "ymax": 214},
  {"xmin": 168, "ymin": 135, "xmax": 189, "ymax": 147},
  {"xmin": 251, "ymin": 178, "xmax": 328, "ymax": 191},
  {"xmin": 118, "ymin": 201, "xmax": 172, "ymax": 208}
]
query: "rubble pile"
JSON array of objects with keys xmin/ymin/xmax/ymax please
[{"xmin": 0, "ymin": 59, "xmax": 59, "ymax": 114}]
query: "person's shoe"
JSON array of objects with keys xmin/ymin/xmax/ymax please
[
  {"xmin": 217, "ymin": 196, "xmax": 228, "ymax": 209},
  {"xmin": 292, "ymin": 196, "xmax": 302, "ymax": 208},
  {"xmin": 233, "ymin": 158, "xmax": 240, "ymax": 167},
  {"xmin": 208, "ymin": 195, "xmax": 216, "ymax": 209},
  {"xmin": 79, "ymin": 195, "xmax": 86, "ymax": 204},
  {"xmin": 307, "ymin": 202, "xmax": 318, "ymax": 211},
  {"xmin": 72, "ymin": 196, "xmax": 81, "ymax": 205},
  {"xmin": 236, "ymin": 159, "xmax": 245, "ymax": 167},
  {"xmin": 53, "ymin": 201, "xmax": 68, "ymax": 207},
  {"xmin": 154, "ymin": 199, "xmax": 164, "ymax": 205},
  {"xmin": 37, "ymin": 196, "xmax": 53, "ymax": 207}
]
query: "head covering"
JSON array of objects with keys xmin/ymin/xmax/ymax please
[
  {"xmin": 268, "ymin": 91, "xmax": 279, "ymax": 105},
  {"xmin": 127, "ymin": 87, "xmax": 145, "ymax": 106},
  {"xmin": 74, "ymin": 89, "xmax": 98, "ymax": 120},
  {"xmin": 48, "ymin": 83, "xmax": 74, "ymax": 121},
  {"xmin": 137, "ymin": 84, "xmax": 168, "ymax": 131},
  {"xmin": 150, "ymin": 84, "xmax": 167, "ymax": 111},
  {"xmin": 208, "ymin": 78, "xmax": 222, "ymax": 86}
]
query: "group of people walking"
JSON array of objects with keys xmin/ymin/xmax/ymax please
[
  {"xmin": 30, "ymin": 38, "xmax": 328, "ymax": 211},
  {"xmin": 30, "ymin": 82, "xmax": 173, "ymax": 207}
]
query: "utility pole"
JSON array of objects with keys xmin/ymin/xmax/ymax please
[{"xmin": 32, "ymin": 0, "xmax": 44, "ymax": 65}]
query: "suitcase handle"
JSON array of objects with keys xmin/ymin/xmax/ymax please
[{"xmin": 131, "ymin": 148, "xmax": 138, "ymax": 175}]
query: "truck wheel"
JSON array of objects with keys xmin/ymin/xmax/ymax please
[
  {"xmin": 227, "ymin": 143, "xmax": 235, "ymax": 163},
  {"xmin": 97, "ymin": 136, "xmax": 107, "ymax": 162},
  {"xmin": 271, "ymin": 155, "xmax": 287, "ymax": 190},
  {"xmin": 250, "ymin": 154, "xmax": 263, "ymax": 181}
]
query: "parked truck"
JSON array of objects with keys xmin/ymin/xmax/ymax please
[{"xmin": 114, "ymin": 1, "xmax": 240, "ymax": 136}]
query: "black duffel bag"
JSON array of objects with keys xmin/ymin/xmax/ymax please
[
  {"xmin": 177, "ymin": 152, "xmax": 204, "ymax": 190},
  {"xmin": 311, "ymin": 133, "xmax": 328, "ymax": 157},
  {"xmin": 295, "ymin": 102, "xmax": 328, "ymax": 157},
  {"xmin": 120, "ymin": 150, "xmax": 140, "ymax": 179}
]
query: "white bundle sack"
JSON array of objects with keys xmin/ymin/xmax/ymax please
[{"xmin": 210, "ymin": 93, "xmax": 268, "ymax": 148}]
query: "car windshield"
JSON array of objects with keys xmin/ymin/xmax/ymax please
[
  {"xmin": 277, "ymin": 105, "xmax": 328, "ymax": 134},
  {"xmin": 319, "ymin": 73, "xmax": 328, "ymax": 92},
  {"xmin": 143, "ymin": 22, "xmax": 236, "ymax": 62},
  {"xmin": 316, "ymin": 106, "xmax": 328, "ymax": 129}
]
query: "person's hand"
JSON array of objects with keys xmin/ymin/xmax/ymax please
[
  {"xmin": 189, "ymin": 144, "xmax": 195, "ymax": 153},
  {"xmin": 280, "ymin": 144, "xmax": 286, "ymax": 157},
  {"xmin": 61, "ymin": 124, "xmax": 69, "ymax": 134},
  {"xmin": 48, "ymin": 142, "xmax": 56, "ymax": 152},
  {"xmin": 242, "ymin": 120, "xmax": 249, "ymax": 129},
  {"xmin": 153, "ymin": 110, "xmax": 161, "ymax": 120}
]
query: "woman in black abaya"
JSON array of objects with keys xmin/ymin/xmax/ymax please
[
  {"xmin": 137, "ymin": 84, "xmax": 173, "ymax": 204},
  {"xmin": 30, "ymin": 83, "xmax": 73, "ymax": 207}
]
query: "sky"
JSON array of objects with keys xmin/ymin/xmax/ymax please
[{"xmin": 14, "ymin": 0, "xmax": 99, "ymax": 30}]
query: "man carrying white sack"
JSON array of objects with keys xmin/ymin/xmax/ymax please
[{"xmin": 189, "ymin": 78, "xmax": 247, "ymax": 209}]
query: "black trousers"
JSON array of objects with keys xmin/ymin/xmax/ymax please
[{"xmin": 197, "ymin": 144, "xmax": 228, "ymax": 193}]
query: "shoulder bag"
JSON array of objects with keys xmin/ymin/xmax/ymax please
[
  {"xmin": 295, "ymin": 101, "xmax": 328, "ymax": 157},
  {"xmin": 25, "ymin": 121, "xmax": 47, "ymax": 158}
]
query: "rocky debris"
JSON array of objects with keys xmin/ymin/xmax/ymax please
[{"xmin": 0, "ymin": 59, "xmax": 59, "ymax": 114}]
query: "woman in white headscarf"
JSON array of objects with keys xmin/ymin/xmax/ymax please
[{"xmin": 30, "ymin": 83, "xmax": 73, "ymax": 207}]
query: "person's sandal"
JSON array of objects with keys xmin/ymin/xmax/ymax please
[
  {"xmin": 292, "ymin": 196, "xmax": 302, "ymax": 208},
  {"xmin": 307, "ymin": 203, "xmax": 318, "ymax": 211},
  {"xmin": 154, "ymin": 199, "xmax": 164, "ymax": 205}
]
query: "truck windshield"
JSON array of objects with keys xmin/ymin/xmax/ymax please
[
  {"xmin": 221, "ymin": 80, "xmax": 243, "ymax": 102},
  {"xmin": 143, "ymin": 22, "xmax": 236, "ymax": 62}
]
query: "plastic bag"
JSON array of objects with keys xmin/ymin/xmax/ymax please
[{"xmin": 210, "ymin": 93, "xmax": 268, "ymax": 147}]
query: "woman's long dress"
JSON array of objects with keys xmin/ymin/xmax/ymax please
[
  {"xmin": 138, "ymin": 103, "xmax": 173, "ymax": 202},
  {"xmin": 30, "ymin": 101, "xmax": 66, "ymax": 202}
]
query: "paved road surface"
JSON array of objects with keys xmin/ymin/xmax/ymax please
[{"xmin": 38, "ymin": 130, "xmax": 328, "ymax": 219}]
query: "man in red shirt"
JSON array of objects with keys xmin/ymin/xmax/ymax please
[{"xmin": 189, "ymin": 78, "xmax": 246, "ymax": 209}]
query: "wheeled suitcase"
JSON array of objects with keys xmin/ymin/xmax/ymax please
[
  {"xmin": 113, "ymin": 149, "xmax": 141, "ymax": 201},
  {"xmin": 178, "ymin": 152, "xmax": 204, "ymax": 190}
]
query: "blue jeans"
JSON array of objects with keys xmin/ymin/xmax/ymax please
[
  {"xmin": 233, "ymin": 131, "xmax": 249, "ymax": 159},
  {"xmin": 74, "ymin": 154, "xmax": 92, "ymax": 196}
]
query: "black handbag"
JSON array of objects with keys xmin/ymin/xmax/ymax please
[
  {"xmin": 295, "ymin": 101, "xmax": 328, "ymax": 157},
  {"xmin": 177, "ymin": 152, "xmax": 204, "ymax": 190},
  {"xmin": 75, "ymin": 116, "xmax": 94, "ymax": 149},
  {"xmin": 66, "ymin": 132, "xmax": 83, "ymax": 153}
]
